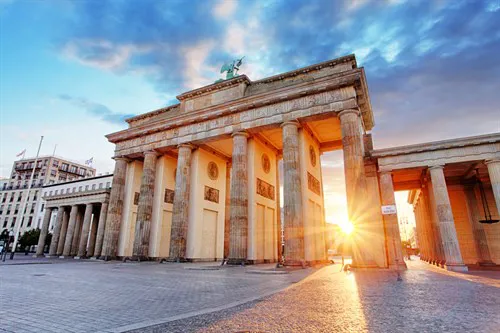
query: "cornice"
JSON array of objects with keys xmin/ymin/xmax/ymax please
[
  {"xmin": 125, "ymin": 104, "xmax": 180, "ymax": 124},
  {"xmin": 106, "ymin": 68, "xmax": 366, "ymax": 144},
  {"xmin": 177, "ymin": 75, "xmax": 251, "ymax": 101}
]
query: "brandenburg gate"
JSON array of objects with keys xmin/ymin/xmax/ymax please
[{"xmin": 98, "ymin": 54, "xmax": 391, "ymax": 268}]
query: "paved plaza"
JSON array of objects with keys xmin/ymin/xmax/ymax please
[{"xmin": 0, "ymin": 258, "xmax": 499, "ymax": 333}]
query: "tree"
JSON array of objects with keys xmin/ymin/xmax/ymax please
[{"xmin": 18, "ymin": 228, "xmax": 40, "ymax": 252}]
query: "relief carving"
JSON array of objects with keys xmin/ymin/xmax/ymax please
[
  {"xmin": 307, "ymin": 172, "xmax": 321, "ymax": 195},
  {"xmin": 207, "ymin": 162, "xmax": 219, "ymax": 180},
  {"xmin": 261, "ymin": 154, "xmax": 271, "ymax": 174},
  {"xmin": 133, "ymin": 192, "xmax": 140, "ymax": 205},
  {"xmin": 204, "ymin": 186, "xmax": 219, "ymax": 203},
  {"xmin": 309, "ymin": 145, "xmax": 317, "ymax": 167},
  {"xmin": 164, "ymin": 189, "xmax": 174, "ymax": 204},
  {"xmin": 256, "ymin": 178, "xmax": 275, "ymax": 200}
]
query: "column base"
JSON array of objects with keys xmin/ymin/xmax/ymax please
[
  {"xmin": 388, "ymin": 263, "xmax": 408, "ymax": 270},
  {"xmin": 283, "ymin": 259, "xmax": 306, "ymax": 267},
  {"xmin": 58, "ymin": 255, "xmax": 73, "ymax": 259},
  {"xmin": 45, "ymin": 255, "xmax": 59, "ymax": 258},
  {"xmin": 32, "ymin": 254, "xmax": 45, "ymax": 258},
  {"xmin": 165, "ymin": 257, "xmax": 188, "ymax": 263},
  {"xmin": 74, "ymin": 256, "xmax": 84, "ymax": 260},
  {"xmin": 478, "ymin": 260, "xmax": 496, "ymax": 267},
  {"xmin": 129, "ymin": 256, "xmax": 150, "ymax": 262},
  {"xmin": 89, "ymin": 257, "xmax": 101, "ymax": 260},
  {"xmin": 445, "ymin": 264, "xmax": 468, "ymax": 272},
  {"xmin": 227, "ymin": 258, "xmax": 248, "ymax": 265}
]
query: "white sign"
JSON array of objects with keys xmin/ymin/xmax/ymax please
[{"xmin": 381, "ymin": 205, "xmax": 397, "ymax": 215}]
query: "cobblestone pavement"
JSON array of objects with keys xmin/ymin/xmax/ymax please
[
  {"xmin": 0, "ymin": 259, "xmax": 313, "ymax": 333},
  {"xmin": 135, "ymin": 260, "xmax": 500, "ymax": 333}
]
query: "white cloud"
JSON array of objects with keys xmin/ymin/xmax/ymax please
[
  {"xmin": 213, "ymin": 0, "xmax": 237, "ymax": 19},
  {"xmin": 181, "ymin": 40, "xmax": 216, "ymax": 89}
]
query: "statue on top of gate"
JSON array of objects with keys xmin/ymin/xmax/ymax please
[{"xmin": 216, "ymin": 56, "xmax": 244, "ymax": 82}]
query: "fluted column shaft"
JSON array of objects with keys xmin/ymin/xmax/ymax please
[
  {"xmin": 464, "ymin": 185, "xmax": 493, "ymax": 264},
  {"xmin": 429, "ymin": 166, "xmax": 467, "ymax": 271},
  {"xmin": 227, "ymin": 132, "xmax": 249, "ymax": 264},
  {"xmin": 339, "ymin": 109, "xmax": 366, "ymax": 225},
  {"xmin": 486, "ymin": 160, "xmax": 500, "ymax": 215},
  {"xmin": 281, "ymin": 122, "xmax": 304, "ymax": 266},
  {"xmin": 48, "ymin": 207, "xmax": 65, "ymax": 256},
  {"xmin": 169, "ymin": 144, "xmax": 194, "ymax": 260},
  {"xmin": 87, "ymin": 209, "xmax": 99, "ymax": 258},
  {"xmin": 77, "ymin": 203, "xmax": 94, "ymax": 258},
  {"xmin": 62, "ymin": 205, "xmax": 78, "ymax": 257},
  {"xmin": 379, "ymin": 172, "xmax": 406, "ymax": 269},
  {"xmin": 224, "ymin": 162, "xmax": 231, "ymax": 259},
  {"xmin": 276, "ymin": 158, "xmax": 282, "ymax": 263},
  {"xmin": 133, "ymin": 151, "xmax": 158, "ymax": 259},
  {"xmin": 57, "ymin": 208, "xmax": 69, "ymax": 255},
  {"xmin": 35, "ymin": 208, "xmax": 53, "ymax": 256},
  {"xmin": 102, "ymin": 157, "xmax": 129, "ymax": 259},
  {"xmin": 70, "ymin": 208, "xmax": 83, "ymax": 256},
  {"xmin": 93, "ymin": 202, "xmax": 108, "ymax": 258}
]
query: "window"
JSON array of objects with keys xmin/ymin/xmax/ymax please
[
  {"xmin": 53, "ymin": 160, "xmax": 59, "ymax": 167},
  {"xmin": 73, "ymin": 187, "xmax": 76, "ymax": 193},
  {"xmin": 27, "ymin": 216, "xmax": 32, "ymax": 227},
  {"xmin": 14, "ymin": 204, "xmax": 19, "ymax": 214},
  {"xmin": 50, "ymin": 170, "xmax": 57, "ymax": 176},
  {"xmin": 11, "ymin": 217, "xmax": 16, "ymax": 228},
  {"xmin": 99, "ymin": 183, "xmax": 103, "ymax": 189},
  {"xmin": 79, "ymin": 186, "xmax": 82, "ymax": 192},
  {"xmin": 9, "ymin": 194, "xmax": 14, "ymax": 202},
  {"xmin": 17, "ymin": 193, "xmax": 22, "ymax": 201},
  {"xmin": 31, "ymin": 203, "xmax": 35, "ymax": 214},
  {"xmin": 92, "ymin": 184, "xmax": 96, "ymax": 190},
  {"xmin": 37, "ymin": 218, "xmax": 41, "ymax": 228},
  {"xmin": 66, "ymin": 188, "xmax": 70, "ymax": 194},
  {"xmin": 37, "ymin": 161, "xmax": 42, "ymax": 168},
  {"xmin": 2, "ymin": 194, "xmax": 6, "ymax": 203},
  {"xmin": 44, "ymin": 159, "xmax": 48, "ymax": 166},
  {"xmin": 61, "ymin": 163, "xmax": 69, "ymax": 171},
  {"xmin": 55, "ymin": 190, "xmax": 58, "ymax": 195},
  {"xmin": 85, "ymin": 185, "xmax": 89, "ymax": 191},
  {"xmin": 40, "ymin": 204, "xmax": 44, "ymax": 212},
  {"xmin": 2, "ymin": 219, "xmax": 6, "ymax": 228},
  {"xmin": 70, "ymin": 166, "xmax": 77, "ymax": 173},
  {"xmin": 49, "ymin": 191, "xmax": 53, "ymax": 196},
  {"xmin": 7, "ymin": 205, "xmax": 11, "ymax": 214},
  {"xmin": 49, "ymin": 180, "xmax": 54, "ymax": 184},
  {"xmin": 106, "ymin": 182, "xmax": 111, "ymax": 188},
  {"xmin": 0, "ymin": 205, "xmax": 3, "ymax": 215}
]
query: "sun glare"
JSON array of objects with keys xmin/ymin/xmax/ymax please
[{"xmin": 339, "ymin": 221, "xmax": 354, "ymax": 235}]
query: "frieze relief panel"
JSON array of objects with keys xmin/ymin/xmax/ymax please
[
  {"xmin": 204, "ymin": 186, "xmax": 219, "ymax": 203},
  {"xmin": 164, "ymin": 189, "xmax": 174, "ymax": 204},
  {"xmin": 115, "ymin": 87, "xmax": 358, "ymax": 155},
  {"xmin": 256, "ymin": 178, "xmax": 275, "ymax": 200},
  {"xmin": 307, "ymin": 172, "xmax": 321, "ymax": 195}
]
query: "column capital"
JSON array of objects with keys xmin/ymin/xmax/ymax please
[
  {"xmin": 231, "ymin": 131, "xmax": 250, "ymax": 138},
  {"xmin": 177, "ymin": 143, "xmax": 196, "ymax": 151},
  {"xmin": 280, "ymin": 120, "xmax": 300, "ymax": 129},
  {"xmin": 378, "ymin": 170, "xmax": 393, "ymax": 175},
  {"xmin": 338, "ymin": 109, "xmax": 360, "ymax": 120},
  {"xmin": 143, "ymin": 150, "xmax": 161, "ymax": 157},
  {"xmin": 429, "ymin": 164, "xmax": 445, "ymax": 171},
  {"xmin": 485, "ymin": 159, "xmax": 500, "ymax": 166},
  {"xmin": 113, "ymin": 156, "xmax": 131, "ymax": 162}
]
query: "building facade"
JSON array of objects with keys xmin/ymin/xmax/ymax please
[
  {"xmin": 35, "ymin": 174, "xmax": 113, "ymax": 258},
  {"xmin": 0, "ymin": 156, "xmax": 96, "ymax": 236}
]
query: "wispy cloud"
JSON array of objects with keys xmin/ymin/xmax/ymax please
[{"xmin": 58, "ymin": 94, "xmax": 135, "ymax": 125}]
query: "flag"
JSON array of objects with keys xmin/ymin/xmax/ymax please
[
  {"xmin": 85, "ymin": 157, "xmax": 94, "ymax": 166},
  {"xmin": 16, "ymin": 149, "xmax": 26, "ymax": 158}
]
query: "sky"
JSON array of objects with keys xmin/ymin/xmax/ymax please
[{"xmin": 1, "ymin": 0, "xmax": 499, "ymax": 225}]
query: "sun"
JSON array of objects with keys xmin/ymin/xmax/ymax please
[{"xmin": 339, "ymin": 220, "xmax": 354, "ymax": 235}]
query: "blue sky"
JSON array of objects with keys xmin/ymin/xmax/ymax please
[{"xmin": 1, "ymin": 0, "xmax": 499, "ymax": 223}]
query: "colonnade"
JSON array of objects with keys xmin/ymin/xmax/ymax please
[
  {"xmin": 36, "ymin": 201, "xmax": 108, "ymax": 258},
  {"xmin": 410, "ymin": 160, "xmax": 500, "ymax": 271},
  {"xmin": 99, "ymin": 110, "xmax": 370, "ymax": 265}
]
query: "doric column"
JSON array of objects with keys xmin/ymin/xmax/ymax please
[
  {"xmin": 70, "ymin": 208, "xmax": 83, "ymax": 256},
  {"xmin": 57, "ymin": 208, "xmax": 69, "ymax": 256},
  {"xmin": 132, "ymin": 151, "xmax": 158, "ymax": 259},
  {"xmin": 48, "ymin": 207, "xmax": 65, "ymax": 256},
  {"xmin": 86, "ymin": 209, "xmax": 99, "ymax": 258},
  {"xmin": 379, "ymin": 171, "xmax": 406, "ymax": 269},
  {"xmin": 276, "ymin": 157, "xmax": 282, "ymax": 263},
  {"xmin": 465, "ymin": 185, "xmax": 493, "ymax": 265},
  {"xmin": 93, "ymin": 202, "xmax": 108, "ymax": 258},
  {"xmin": 486, "ymin": 160, "xmax": 500, "ymax": 214},
  {"xmin": 61, "ymin": 205, "xmax": 78, "ymax": 257},
  {"xmin": 281, "ymin": 122, "xmax": 304, "ymax": 266},
  {"xmin": 227, "ymin": 132, "xmax": 249, "ymax": 264},
  {"xmin": 224, "ymin": 162, "xmax": 231, "ymax": 259},
  {"xmin": 429, "ymin": 165, "xmax": 468, "ymax": 271},
  {"xmin": 76, "ymin": 203, "xmax": 93, "ymax": 258},
  {"xmin": 169, "ymin": 144, "xmax": 194, "ymax": 260},
  {"xmin": 339, "ymin": 109, "xmax": 366, "ymax": 224},
  {"xmin": 102, "ymin": 157, "xmax": 129, "ymax": 260},
  {"xmin": 35, "ymin": 208, "xmax": 53, "ymax": 256}
]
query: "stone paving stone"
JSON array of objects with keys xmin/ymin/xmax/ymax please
[
  {"xmin": 137, "ymin": 261, "xmax": 500, "ymax": 333},
  {"xmin": 0, "ymin": 260, "xmax": 311, "ymax": 333}
]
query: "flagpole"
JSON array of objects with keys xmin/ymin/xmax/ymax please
[
  {"xmin": 52, "ymin": 144, "xmax": 57, "ymax": 156},
  {"xmin": 10, "ymin": 136, "xmax": 44, "ymax": 260}
]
